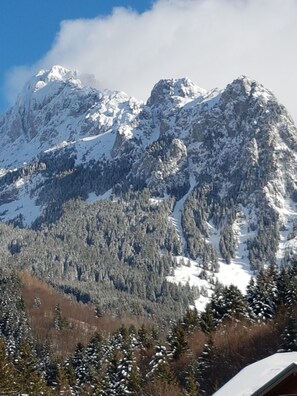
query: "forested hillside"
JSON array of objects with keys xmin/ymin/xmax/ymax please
[
  {"xmin": 1, "ymin": 262, "xmax": 297, "ymax": 395},
  {"xmin": 0, "ymin": 190, "xmax": 197, "ymax": 321}
]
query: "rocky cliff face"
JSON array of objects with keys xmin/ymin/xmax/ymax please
[{"xmin": 1, "ymin": 66, "xmax": 297, "ymax": 284}]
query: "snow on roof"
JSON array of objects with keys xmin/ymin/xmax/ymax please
[{"xmin": 213, "ymin": 352, "xmax": 297, "ymax": 396}]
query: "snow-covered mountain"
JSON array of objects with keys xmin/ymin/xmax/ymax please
[
  {"xmin": 0, "ymin": 65, "xmax": 142, "ymax": 168},
  {"xmin": 1, "ymin": 65, "xmax": 297, "ymax": 305}
]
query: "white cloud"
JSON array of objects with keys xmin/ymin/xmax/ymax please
[{"xmin": 5, "ymin": 0, "xmax": 297, "ymax": 121}]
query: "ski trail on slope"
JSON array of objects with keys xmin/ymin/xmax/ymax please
[{"xmin": 169, "ymin": 172, "xmax": 196, "ymax": 254}]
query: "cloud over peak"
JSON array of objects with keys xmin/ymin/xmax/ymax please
[{"xmin": 5, "ymin": 0, "xmax": 297, "ymax": 121}]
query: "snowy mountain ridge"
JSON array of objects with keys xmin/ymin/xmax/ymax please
[
  {"xmin": 1, "ymin": 65, "xmax": 297, "ymax": 308},
  {"xmin": 0, "ymin": 66, "xmax": 142, "ymax": 169}
]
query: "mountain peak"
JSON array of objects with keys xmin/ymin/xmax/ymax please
[
  {"xmin": 26, "ymin": 65, "xmax": 82, "ymax": 95},
  {"xmin": 226, "ymin": 75, "xmax": 255, "ymax": 96},
  {"xmin": 226, "ymin": 75, "xmax": 274, "ymax": 99},
  {"xmin": 147, "ymin": 77, "xmax": 206, "ymax": 107},
  {"xmin": 35, "ymin": 65, "xmax": 80, "ymax": 86},
  {"xmin": 14, "ymin": 66, "xmax": 85, "ymax": 113}
]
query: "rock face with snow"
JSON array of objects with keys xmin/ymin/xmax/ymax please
[
  {"xmin": 1, "ymin": 65, "xmax": 297, "ymax": 289},
  {"xmin": 0, "ymin": 65, "xmax": 141, "ymax": 168}
]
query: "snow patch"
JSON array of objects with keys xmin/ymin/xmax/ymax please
[
  {"xmin": 44, "ymin": 140, "xmax": 75, "ymax": 153},
  {"xmin": 0, "ymin": 191, "xmax": 41, "ymax": 227},
  {"xmin": 149, "ymin": 196, "xmax": 168, "ymax": 206},
  {"xmin": 166, "ymin": 256, "xmax": 213, "ymax": 311},
  {"xmin": 87, "ymin": 189, "xmax": 112, "ymax": 203}
]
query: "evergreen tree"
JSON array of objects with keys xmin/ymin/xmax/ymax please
[
  {"xmin": 55, "ymin": 361, "xmax": 74, "ymax": 395},
  {"xmin": 54, "ymin": 303, "xmax": 63, "ymax": 330},
  {"xmin": 185, "ymin": 359, "xmax": 201, "ymax": 396},
  {"xmin": 203, "ymin": 284, "xmax": 250, "ymax": 328},
  {"xmin": 138, "ymin": 324, "xmax": 154, "ymax": 349},
  {"xmin": 37, "ymin": 341, "xmax": 59, "ymax": 387},
  {"xmin": 197, "ymin": 337, "xmax": 218, "ymax": 395},
  {"xmin": 14, "ymin": 341, "xmax": 49, "ymax": 395},
  {"xmin": 84, "ymin": 331, "xmax": 106, "ymax": 386},
  {"xmin": 64, "ymin": 357, "xmax": 76, "ymax": 389},
  {"xmin": 150, "ymin": 359, "xmax": 177, "ymax": 387},
  {"xmin": 117, "ymin": 348, "xmax": 141, "ymax": 395},
  {"xmin": 281, "ymin": 308, "xmax": 297, "ymax": 352},
  {"xmin": 221, "ymin": 284, "xmax": 251, "ymax": 323},
  {"xmin": 72, "ymin": 342, "xmax": 88, "ymax": 387},
  {"xmin": 277, "ymin": 262, "xmax": 297, "ymax": 307},
  {"xmin": 0, "ymin": 270, "xmax": 32, "ymax": 357},
  {"xmin": 101, "ymin": 349, "xmax": 121, "ymax": 396},
  {"xmin": 182, "ymin": 307, "xmax": 199, "ymax": 331},
  {"xmin": 0, "ymin": 337, "xmax": 20, "ymax": 395},
  {"xmin": 247, "ymin": 267, "xmax": 277, "ymax": 320},
  {"xmin": 167, "ymin": 321, "xmax": 188, "ymax": 359},
  {"xmin": 200, "ymin": 304, "xmax": 216, "ymax": 333},
  {"xmin": 147, "ymin": 345, "xmax": 170, "ymax": 380},
  {"xmin": 276, "ymin": 265, "xmax": 292, "ymax": 306},
  {"xmin": 100, "ymin": 326, "xmax": 141, "ymax": 396}
]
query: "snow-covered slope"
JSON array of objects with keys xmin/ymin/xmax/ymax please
[{"xmin": 1, "ymin": 66, "xmax": 297, "ymax": 306}]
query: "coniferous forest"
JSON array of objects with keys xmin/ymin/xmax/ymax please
[{"xmin": 1, "ymin": 261, "xmax": 297, "ymax": 395}]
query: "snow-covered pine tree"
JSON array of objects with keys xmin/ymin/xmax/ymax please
[
  {"xmin": 204, "ymin": 284, "xmax": 250, "ymax": 328},
  {"xmin": 147, "ymin": 344, "xmax": 172, "ymax": 381},
  {"xmin": 276, "ymin": 265, "xmax": 292, "ymax": 306},
  {"xmin": 14, "ymin": 341, "xmax": 49, "ymax": 395},
  {"xmin": 246, "ymin": 266, "xmax": 277, "ymax": 321},
  {"xmin": 137, "ymin": 324, "xmax": 155, "ymax": 349},
  {"xmin": 199, "ymin": 303, "xmax": 216, "ymax": 333},
  {"xmin": 182, "ymin": 307, "xmax": 199, "ymax": 331},
  {"xmin": 100, "ymin": 325, "xmax": 141, "ymax": 395},
  {"xmin": 185, "ymin": 358, "xmax": 201, "ymax": 396},
  {"xmin": 37, "ymin": 341, "xmax": 60, "ymax": 388},
  {"xmin": 197, "ymin": 336, "xmax": 218, "ymax": 395},
  {"xmin": 84, "ymin": 331, "xmax": 107, "ymax": 387},
  {"xmin": 55, "ymin": 362, "xmax": 74, "ymax": 396},
  {"xmin": 0, "ymin": 269, "xmax": 32, "ymax": 357},
  {"xmin": 281, "ymin": 307, "xmax": 297, "ymax": 352},
  {"xmin": 0, "ymin": 337, "xmax": 20, "ymax": 395},
  {"xmin": 71, "ymin": 342, "xmax": 88, "ymax": 388},
  {"xmin": 220, "ymin": 284, "xmax": 251, "ymax": 323},
  {"xmin": 278, "ymin": 261, "xmax": 297, "ymax": 306},
  {"xmin": 167, "ymin": 320, "xmax": 188, "ymax": 359}
]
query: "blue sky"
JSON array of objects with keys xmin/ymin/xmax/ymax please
[
  {"xmin": 0, "ymin": 0, "xmax": 152, "ymax": 113},
  {"xmin": 1, "ymin": 0, "xmax": 296, "ymax": 121}
]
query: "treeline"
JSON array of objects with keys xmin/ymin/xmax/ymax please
[{"xmin": 1, "ymin": 262, "xmax": 297, "ymax": 395}]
